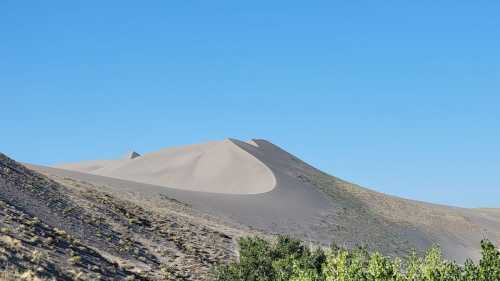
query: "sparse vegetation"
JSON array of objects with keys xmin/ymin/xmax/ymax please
[
  {"xmin": 30, "ymin": 250, "xmax": 46, "ymax": 264},
  {"xmin": 211, "ymin": 236, "xmax": 500, "ymax": 281},
  {"xmin": 0, "ymin": 152, "xmax": 237, "ymax": 280},
  {"xmin": 69, "ymin": 254, "xmax": 82, "ymax": 265},
  {"xmin": 0, "ymin": 235, "xmax": 22, "ymax": 251},
  {"xmin": 0, "ymin": 268, "xmax": 46, "ymax": 281}
]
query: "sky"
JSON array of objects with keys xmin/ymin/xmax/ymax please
[{"xmin": 1, "ymin": 1, "xmax": 499, "ymax": 208}]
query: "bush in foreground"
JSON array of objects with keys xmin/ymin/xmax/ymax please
[{"xmin": 211, "ymin": 236, "xmax": 500, "ymax": 281}]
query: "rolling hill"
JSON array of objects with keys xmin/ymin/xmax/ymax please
[
  {"xmin": 49, "ymin": 138, "xmax": 500, "ymax": 262},
  {"xmin": 2, "ymin": 138, "xmax": 499, "ymax": 280}
]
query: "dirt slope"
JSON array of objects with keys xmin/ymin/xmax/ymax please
[{"xmin": 0, "ymin": 153, "xmax": 241, "ymax": 280}]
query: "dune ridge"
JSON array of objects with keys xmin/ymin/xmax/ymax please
[{"xmin": 56, "ymin": 139, "xmax": 276, "ymax": 194}]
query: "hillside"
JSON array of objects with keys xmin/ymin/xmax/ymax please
[
  {"xmin": 42, "ymin": 138, "xmax": 500, "ymax": 263},
  {"xmin": 2, "ymin": 138, "xmax": 499, "ymax": 280},
  {"xmin": 0, "ymin": 153, "xmax": 243, "ymax": 280}
]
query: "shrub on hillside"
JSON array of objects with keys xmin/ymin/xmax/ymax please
[{"xmin": 210, "ymin": 236, "xmax": 500, "ymax": 281}]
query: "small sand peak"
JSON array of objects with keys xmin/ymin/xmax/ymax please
[
  {"xmin": 246, "ymin": 139, "xmax": 260, "ymax": 147},
  {"xmin": 222, "ymin": 138, "xmax": 235, "ymax": 143},
  {"xmin": 248, "ymin": 139, "xmax": 276, "ymax": 147},
  {"xmin": 125, "ymin": 151, "xmax": 141, "ymax": 159}
]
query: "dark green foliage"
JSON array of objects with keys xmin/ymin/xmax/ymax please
[
  {"xmin": 211, "ymin": 237, "xmax": 500, "ymax": 281},
  {"xmin": 477, "ymin": 239, "xmax": 500, "ymax": 281},
  {"xmin": 211, "ymin": 236, "xmax": 326, "ymax": 281}
]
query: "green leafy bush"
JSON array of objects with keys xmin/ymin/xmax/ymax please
[{"xmin": 211, "ymin": 236, "xmax": 500, "ymax": 281}]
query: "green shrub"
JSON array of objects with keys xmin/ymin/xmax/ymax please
[{"xmin": 211, "ymin": 236, "xmax": 500, "ymax": 281}]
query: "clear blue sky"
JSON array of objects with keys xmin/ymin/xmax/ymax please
[{"xmin": 1, "ymin": 1, "xmax": 499, "ymax": 208}]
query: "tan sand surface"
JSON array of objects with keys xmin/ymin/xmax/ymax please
[{"xmin": 56, "ymin": 139, "xmax": 275, "ymax": 194}]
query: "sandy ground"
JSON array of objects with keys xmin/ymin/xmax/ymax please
[
  {"xmin": 56, "ymin": 139, "xmax": 275, "ymax": 194},
  {"xmin": 28, "ymin": 138, "xmax": 500, "ymax": 263}
]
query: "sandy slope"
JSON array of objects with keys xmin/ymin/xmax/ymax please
[
  {"xmin": 56, "ymin": 139, "xmax": 275, "ymax": 194},
  {"xmin": 0, "ymin": 153, "xmax": 238, "ymax": 280},
  {"xmin": 31, "ymin": 138, "xmax": 500, "ymax": 263}
]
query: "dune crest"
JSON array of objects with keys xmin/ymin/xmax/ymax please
[{"xmin": 56, "ymin": 139, "xmax": 276, "ymax": 194}]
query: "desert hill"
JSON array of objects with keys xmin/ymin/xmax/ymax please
[
  {"xmin": 1, "ymin": 138, "xmax": 498, "ymax": 280},
  {"xmin": 40, "ymin": 138, "xmax": 500, "ymax": 263},
  {"xmin": 0, "ymin": 153, "xmax": 241, "ymax": 280},
  {"xmin": 56, "ymin": 139, "xmax": 275, "ymax": 194}
]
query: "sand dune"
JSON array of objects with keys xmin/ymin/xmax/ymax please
[
  {"xmin": 57, "ymin": 139, "xmax": 276, "ymax": 194},
  {"xmin": 38, "ymin": 138, "xmax": 500, "ymax": 263}
]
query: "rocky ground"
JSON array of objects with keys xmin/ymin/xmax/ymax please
[{"xmin": 0, "ymin": 153, "xmax": 247, "ymax": 280}]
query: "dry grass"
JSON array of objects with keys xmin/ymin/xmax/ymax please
[
  {"xmin": 0, "ymin": 268, "xmax": 47, "ymax": 281},
  {"xmin": 30, "ymin": 250, "xmax": 46, "ymax": 264},
  {"xmin": 0, "ymin": 235, "xmax": 22, "ymax": 250},
  {"xmin": 68, "ymin": 254, "xmax": 81, "ymax": 265}
]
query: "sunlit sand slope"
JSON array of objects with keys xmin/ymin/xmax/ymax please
[{"xmin": 57, "ymin": 139, "xmax": 276, "ymax": 194}]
